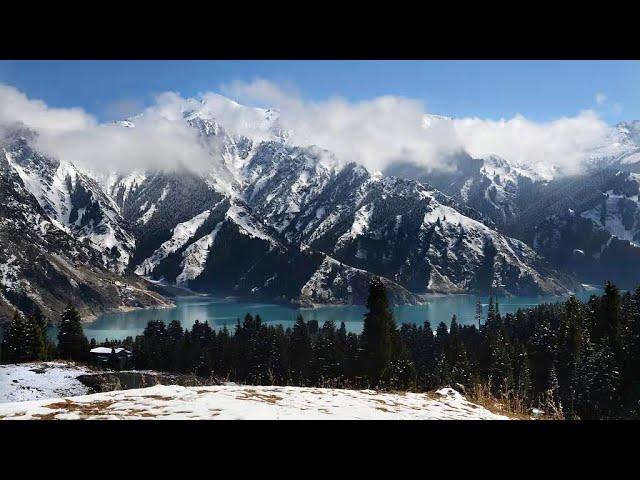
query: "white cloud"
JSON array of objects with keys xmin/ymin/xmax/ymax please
[
  {"xmin": 449, "ymin": 111, "xmax": 612, "ymax": 176},
  {"xmin": 220, "ymin": 79, "xmax": 615, "ymax": 176},
  {"xmin": 0, "ymin": 84, "xmax": 95, "ymax": 133},
  {"xmin": 219, "ymin": 78, "xmax": 298, "ymax": 108},
  {"xmin": 0, "ymin": 80, "xmax": 622, "ymax": 178},
  {"xmin": 595, "ymin": 92, "xmax": 608, "ymax": 106},
  {"xmin": 0, "ymin": 85, "xmax": 212, "ymax": 174}
]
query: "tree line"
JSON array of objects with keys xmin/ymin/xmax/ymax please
[
  {"xmin": 0, "ymin": 303, "xmax": 89, "ymax": 363},
  {"xmin": 2, "ymin": 278, "xmax": 640, "ymax": 419},
  {"xmin": 127, "ymin": 278, "xmax": 640, "ymax": 419}
]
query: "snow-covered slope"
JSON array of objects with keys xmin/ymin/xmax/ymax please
[
  {"xmin": 0, "ymin": 384, "xmax": 508, "ymax": 420},
  {"xmin": 3, "ymin": 133, "xmax": 134, "ymax": 271},
  {"xmin": 0, "ymin": 362, "xmax": 92, "ymax": 403},
  {"xmin": 0, "ymin": 134, "xmax": 172, "ymax": 321},
  {"xmin": 0, "ymin": 94, "xmax": 589, "ymax": 312},
  {"xmin": 135, "ymin": 209, "xmax": 212, "ymax": 276},
  {"xmin": 580, "ymin": 173, "xmax": 640, "ymax": 246},
  {"xmin": 584, "ymin": 120, "xmax": 640, "ymax": 170}
]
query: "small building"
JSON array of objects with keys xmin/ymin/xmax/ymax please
[{"xmin": 89, "ymin": 346, "xmax": 133, "ymax": 370}]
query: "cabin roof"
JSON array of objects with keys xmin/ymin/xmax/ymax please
[{"xmin": 90, "ymin": 347, "xmax": 130, "ymax": 355}]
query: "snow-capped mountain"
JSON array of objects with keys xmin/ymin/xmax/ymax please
[
  {"xmin": 0, "ymin": 96, "xmax": 590, "ymax": 320},
  {"xmin": 0, "ymin": 133, "xmax": 172, "ymax": 322},
  {"xmin": 584, "ymin": 121, "xmax": 640, "ymax": 171},
  {"xmin": 3, "ymin": 129, "xmax": 135, "ymax": 272},
  {"xmin": 529, "ymin": 172, "xmax": 640, "ymax": 289},
  {"xmin": 107, "ymin": 107, "xmax": 577, "ymax": 299}
]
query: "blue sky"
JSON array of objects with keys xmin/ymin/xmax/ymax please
[{"xmin": 0, "ymin": 60, "xmax": 637, "ymax": 124}]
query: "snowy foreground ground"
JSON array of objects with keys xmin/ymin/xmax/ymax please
[
  {"xmin": 0, "ymin": 362, "xmax": 509, "ymax": 419},
  {"xmin": 0, "ymin": 362, "xmax": 92, "ymax": 403},
  {"xmin": 0, "ymin": 383, "xmax": 509, "ymax": 420}
]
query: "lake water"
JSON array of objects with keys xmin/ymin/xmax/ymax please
[{"xmin": 69, "ymin": 285, "xmax": 604, "ymax": 342}]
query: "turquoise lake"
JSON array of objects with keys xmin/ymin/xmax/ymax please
[{"xmin": 72, "ymin": 285, "xmax": 604, "ymax": 342}]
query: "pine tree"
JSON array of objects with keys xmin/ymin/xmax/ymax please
[
  {"xmin": 488, "ymin": 335, "xmax": 513, "ymax": 395},
  {"xmin": 360, "ymin": 277, "xmax": 397, "ymax": 385},
  {"xmin": 556, "ymin": 295, "xmax": 583, "ymax": 414},
  {"xmin": 289, "ymin": 314, "xmax": 311, "ymax": 385},
  {"xmin": 108, "ymin": 347, "xmax": 120, "ymax": 371},
  {"xmin": 590, "ymin": 338, "xmax": 621, "ymax": 418},
  {"xmin": 434, "ymin": 351, "xmax": 450, "ymax": 387},
  {"xmin": 625, "ymin": 286, "xmax": 640, "ymax": 413},
  {"xmin": 487, "ymin": 296, "xmax": 497, "ymax": 324},
  {"xmin": 5, "ymin": 311, "xmax": 34, "ymax": 363},
  {"xmin": 435, "ymin": 322, "xmax": 449, "ymax": 357},
  {"xmin": 574, "ymin": 329, "xmax": 595, "ymax": 419},
  {"xmin": 598, "ymin": 281, "xmax": 623, "ymax": 362},
  {"xmin": 165, "ymin": 320, "xmax": 184, "ymax": 372},
  {"xmin": 475, "ymin": 299, "xmax": 483, "ymax": 329},
  {"xmin": 545, "ymin": 365, "xmax": 562, "ymax": 417},
  {"xmin": 529, "ymin": 317, "xmax": 556, "ymax": 394},
  {"xmin": 57, "ymin": 303, "xmax": 90, "ymax": 362},
  {"xmin": 515, "ymin": 346, "xmax": 532, "ymax": 400},
  {"xmin": 28, "ymin": 308, "xmax": 47, "ymax": 361},
  {"xmin": 313, "ymin": 320, "xmax": 340, "ymax": 382}
]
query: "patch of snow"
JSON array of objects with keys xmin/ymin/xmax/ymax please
[
  {"xmin": 89, "ymin": 347, "xmax": 130, "ymax": 355},
  {"xmin": 0, "ymin": 254, "xmax": 20, "ymax": 291},
  {"xmin": 159, "ymin": 185, "xmax": 170, "ymax": 202},
  {"xmin": 135, "ymin": 210, "xmax": 211, "ymax": 275},
  {"xmin": 0, "ymin": 362, "xmax": 92, "ymax": 404},
  {"xmin": 581, "ymin": 190, "xmax": 640, "ymax": 247},
  {"xmin": 110, "ymin": 171, "xmax": 146, "ymax": 203},
  {"xmin": 337, "ymin": 204, "xmax": 373, "ymax": 246},
  {"xmin": 138, "ymin": 203, "xmax": 156, "ymax": 225},
  {"xmin": 226, "ymin": 204, "xmax": 275, "ymax": 243},
  {"xmin": 176, "ymin": 222, "xmax": 224, "ymax": 284},
  {"xmin": 0, "ymin": 384, "xmax": 509, "ymax": 420},
  {"xmin": 139, "ymin": 204, "xmax": 157, "ymax": 225},
  {"xmin": 460, "ymin": 178, "xmax": 473, "ymax": 202}
]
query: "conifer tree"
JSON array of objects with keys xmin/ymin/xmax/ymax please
[
  {"xmin": 475, "ymin": 299, "xmax": 483, "ymax": 329},
  {"xmin": 108, "ymin": 347, "xmax": 120, "ymax": 371},
  {"xmin": 29, "ymin": 308, "xmax": 47, "ymax": 361},
  {"xmin": 556, "ymin": 295, "xmax": 583, "ymax": 412},
  {"xmin": 515, "ymin": 345, "xmax": 532, "ymax": 400},
  {"xmin": 487, "ymin": 296, "xmax": 497, "ymax": 324},
  {"xmin": 590, "ymin": 338, "xmax": 621, "ymax": 418},
  {"xmin": 599, "ymin": 281, "xmax": 623, "ymax": 362},
  {"xmin": 625, "ymin": 286, "xmax": 640, "ymax": 413},
  {"xmin": 57, "ymin": 303, "xmax": 89, "ymax": 362},
  {"xmin": 165, "ymin": 320, "xmax": 184, "ymax": 372},
  {"xmin": 5, "ymin": 311, "xmax": 33, "ymax": 363},
  {"xmin": 529, "ymin": 317, "xmax": 556, "ymax": 394},
  {"xmin": 434, "ymin": 351, "xmax": 451, "ymax": 387},
  {"xmin": 488, "ymin": 335, "xmax": 513, "ymax": 394},
  {"xmin": 313, "ymin": 320, "xmax": 340, "ymax": 381},
  {"xmin": 289, "ymin": 314, "xmax": 311, "ymax": 385},
  {"xmin": 360, "ymin": 277, "xmax": 397, "ymax": 385}
]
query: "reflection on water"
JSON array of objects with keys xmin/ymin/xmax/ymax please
[{"xmin": 45, "ymin": 286, "xmax": 604, "ymax": 342}]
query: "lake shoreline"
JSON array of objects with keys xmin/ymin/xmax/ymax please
[{"xmin": 69, "ymin": 287, "xmax": 605, "ymax": 341}]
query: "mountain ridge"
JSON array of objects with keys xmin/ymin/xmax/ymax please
[{"xmin": 9, "ymin": 95, "xmax": 632, "ymax": 319}]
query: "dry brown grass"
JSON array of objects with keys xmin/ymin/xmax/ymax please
[
  {"xmin": 466, "ymin": 384, "xmax": 562, "ymax": 420},
  {"xmin": 143, "ymin": 395, "xmax": 174, "ymax": 401},
  {"xmin": 235, "ymin": 389, "xmax": 283, "ymax": 404},
  {"xmin": 33, "ymin": 399, "xmax": 117, "ymax": 419}
]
